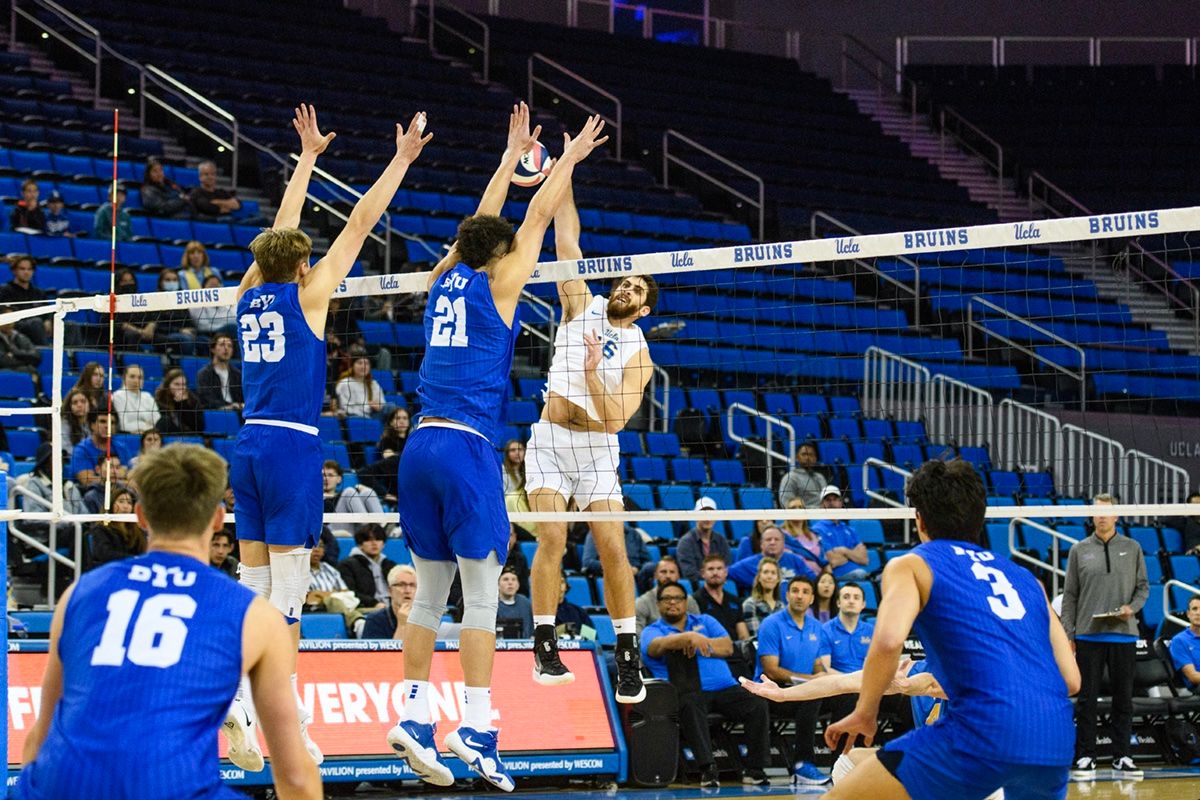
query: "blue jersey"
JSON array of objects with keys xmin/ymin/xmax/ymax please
[
  {"xmin": 416, "ymin": 263, "xmax": 519, "ymax": 445},
  {"xmin": 16, "ymin": 551, "xmax": 254, "ymax": 799},
  {"xmin": 238, "ymin": 282, "xmax": 326, "ymax": 427},
  {"xmin": 909, "ymin": 539, "xmax": 1074, "ymax": 765}
]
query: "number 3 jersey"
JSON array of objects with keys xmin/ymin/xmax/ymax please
[
  {"xmin": 16, "ymin": 551, "xmax": 255, "ymax": 800},
  {"xmin": 909, "ymin": 538, "xmax": 1074, "ymax": 765},
  {"xmin": 238, "ymin": 282, "xmax": 326, "ymax": 428},
  {"xmin": 416, "ymin": 263, "xmax": 520, "ymax": 445}
]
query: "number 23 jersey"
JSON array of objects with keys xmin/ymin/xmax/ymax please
[{"xmin": 237, "ymin": 282, "xmax": 326, "ymax": 428}]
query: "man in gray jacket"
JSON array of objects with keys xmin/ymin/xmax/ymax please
[
  {"xmin": 777, "ymin": 443, "xmax": 827, "ymax": 508},
  {"xmin": 1060, "ymin": 493, "xmax": 1149, "ymax": 780}
]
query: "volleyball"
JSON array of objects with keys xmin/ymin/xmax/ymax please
[{"xmin": 512, "ymin": 140, "xmax": 551, "ymax": 187}]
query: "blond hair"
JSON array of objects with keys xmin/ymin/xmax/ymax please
[
  {"xmin": 387, "ymin": 564, "xmax": 416, "ymax": 584},
  {"xmin": 249, "ymin": 227, "xmax": 312, "ymax": 283},
  {"xmin": 180, "ymin": 240, "xmax": 210, "ymax": 269},
  {"xmin": 130, "ymin": 444, "xmax": 227, "ymax": 538},
  {"xmin": 751, "ymin": 556, "xmax": 782, "ymax": 605}
]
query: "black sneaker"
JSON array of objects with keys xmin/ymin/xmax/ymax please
[
  {"xmin": 699, "ymin": 764, "xmax": 720, "ymax": 788},
  {"xmin": 614, "ymin": 634, "xmax": 646, "ymax": 704},
  {"xmin": 741, "ymin": 768, "xmax": 770, "ymax": 786},
  {"xmin": 532, "ymin": 625, "xmax": 574, "ymax": 686}
]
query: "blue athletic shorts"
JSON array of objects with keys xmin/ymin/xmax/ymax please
[
  {"xmin": 230, "ymin": 424, "xmax": 322, "ymax": 548},
  {"xmin": 396, "ymin": 426, "xmax": 509, "ymax": 562},
  {"xmin": 879, "ymin": 720, "xmax": 1068, "ymax": 800}
]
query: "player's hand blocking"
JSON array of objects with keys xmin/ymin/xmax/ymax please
[
  {"xmin": 293, "ymin": 103, "xmax": 336, "ymax": 155},
  {"xmin": 507, "ymin": 101, "xmax": 542, "ymax": 157},
  {"xmin": 560, "ymin": 115, "xmax": 609, "ymax": 164},
  {"xmin": 396, "ymin": 112, "xmax": 434, "ymax": 163}
]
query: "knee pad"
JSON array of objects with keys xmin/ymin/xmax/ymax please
[
  {"xmin": 407, "ymin": 555, "xmax": 458, "ymax": 633},
  {"xmin": 268, "ymin": 548, "xmax": 310, "ymax": 624},
  {"xmin": 237, "ymin": 564, "xmax": 271, "ymax": 599},
  {"xmin": 458, "ymin": 554, "xmax": 503, "ymax": 632},
  {"xmin": 831, "ymin": 753, "xmax": 856, "ymax": 784}
]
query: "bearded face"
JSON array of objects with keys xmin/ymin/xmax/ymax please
[{"xmin": 607, "ymin": 277, "xmax": 648, "ymax": 319}]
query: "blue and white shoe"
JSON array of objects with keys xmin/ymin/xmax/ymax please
[
  {"xmin": 445, "ymin": 725, "xmax": 515, "ymax": 792},
  {"xmin": 792, "ymin": 760, "xmax": 830, "ymax": 785},
  {"xmin": 386, "ymin": 720, "xmax": 454, "ymax": 786}
]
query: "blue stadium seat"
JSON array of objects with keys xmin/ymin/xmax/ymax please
[
  {"xmin": 797, "ymin": 395, "xmax": 828, "ymax": 415},
  {"xmin": 1161, "ymin": 528, "xmax": 1182, "ymax": 553},
  {"xmin": 818, "ymin": 440, "xmax": 851, "ymax": 467},
  {"xmin": 12, "ymin": 610, "xmax": 52, "ymax": 635},
  {"xmin": 346, "ymin": 417, "xmax": 383, "ymax": 442},
  {"xmin": 1143, "ymin": 585, "xmax": 1164, "ymax": 632},
  {"xmin": 709, "ymin": 459, "xmax": 745, "ymax": 485},
  {"xmin": 657, "ymin": 484, "xmax": 695, "ymax": 510},
  {"xmin": 7, "ymin": 429, "xmax": 40, "ymax": 458},
  {"xmin": 669, "ymin": 456, "xmax": 707, "ymax": 483},
  {"xmin": 697, "ymin": 485, "xmax": 736, "ymax": 515},
  {"xmin": 623, "ymin": 483, "xmax": 655, "ymax": 510},
  {"xmin": 617, "ymin": 431, "xmax": 642, "ymax": 455},
  {"xmin": 148, "ymin": 217, "xmax": 193, "ymax": 241},
  {"xmin": 829, "ymin": 418, "xmax": 861, "ymax": 440},
  {"xmin": 505, "ymin": 400, "xmax": 539, "ymax": 425},
  {"xmin": 762, "ymin": 392, "xmax": 796, "ymax": 415},
  {"xmin": 738, "ymin": 486, "xmax": 775, "ymax": 510},
  {"xmin": 566, "ymin": 575, "xmax": 593, "ymax": 606},
  {"xmin": 1144, "ymin": 556, "xmax": 1163, "ymax": 585},
  {"xmin": 383, "ymin": 537, "xmax": 411, "ymax": 565},
  {"xmin": 894, "ymin": 420, "xmax": 928, "ymax": 444},
  {"xmin": 592, "ymin": 614, "xmax": 615, "ymax": 647},
  {"xmin": 644, "ymin": 432, "xmax": 681, "ymax": 457},
  {"xmin": 0, "ymin": 371, "xmax": 35, "ymax": 398},
  {"xmin": 851, "ymin": 519, "xmax": 886, "ymax": 546},
  {"xmin": 203, "ymin": 410, "xmax": 240, "ymax": 436},
  {"xmin": 631, "ymin": 456, "xmax": 667, "ymax": 483},
  {"xmin": 1127, "ymin": 526, "xmax": 1161, "ymax": 556},
  {"xmin": 1169, "ymin": 555, "xmax": 1200, "ymax": 584},
  {"xmin": 862, "ymin": 418, "xmax": 894, "ymax": 441},
  {"xmin": 829, "ymin": 396, "xmax": 861, "ymax": 417},
  {"xmin": 890, "ymin": 444, "xmax": 924, "ymax": 469},
  {"xmin": 317, "ymin": 417, "xmax": 343, "ymax": 442},
  {"xmin": 1023, "ymin": 472, "xmax": 1055, "ymax": 496},
  {"xmin": 323, "ymin": 443, "xmax": 351, "ymax": 469},
  {"xmin": 989, "ymin": 470, "xmax": 1021, "ymax": 496},
  {"xmin": 957, "ymin": 446, "xmax": 991, "ymax": 470},
  {"xmin": 300, "ymin": 613, "xmax": 347, "ymax": 639}
]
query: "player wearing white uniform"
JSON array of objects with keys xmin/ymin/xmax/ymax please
[{"xmin": 527, "ymin": 181, "xmax": 656, "ymax": 703}]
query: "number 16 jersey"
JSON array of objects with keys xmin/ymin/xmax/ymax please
[{"xmin": 238, "ymin": 282, "xmax": 326, "ymax": 428}]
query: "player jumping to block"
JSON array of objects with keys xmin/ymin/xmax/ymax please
[
  {"xmin": 823, "ymin": 460, "xmax": 1081, "ymax": 800},
  {"xmin": 15, "ymin": 445, "xmax": 321, "ymax": 800},
  {"xmin": 224, "ymin": 104, "xmax": 432, "ymax": 770},
  {"xmin": 386, "ymin": 112, "xmax": 608, "ymax": 791},
  {"xmin": 526, "ymin": 177, "xmax": 656, "ymax": 703}
]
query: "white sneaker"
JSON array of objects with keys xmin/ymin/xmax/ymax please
[
  {"xmin": 298, "ymin": 705, "xmax": 323, "ymax": 765},
  {"xmin": 1111, "ymin": 756, "xmax": 1143, "ymax": 778},
  {"xmin": 222, "ymin": 699, "xmax": 265, "ymax": 772},
  {"xmin": 1070, "ymin": 756, "xmax": 1096, "ymax": 781}
]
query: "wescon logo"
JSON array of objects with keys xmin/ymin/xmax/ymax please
[
  {"xmin": 670, "ymin": 251, "xmax": 694, "ymax": 268},
  {"xmin": 902, "ymin": 228, "xmax": 969, "ymax": 250},
  {"xmin": 1087, "ymin": 211, "xmax": 1159, "ymax": 234},
  {"xmin": 732, "ymin": 243, "xmax": 793, "ymax": 263},
  {"xmin": 835, "ymin": 238, "xmax": 860, "ymax": 254},
  {"xmin": 576, "ymin": 256, "xmax": 633, "ymax": 275},
  {"xmin": 1013, "ymin": 222, "xmax": 1041, "ymax": 241}
]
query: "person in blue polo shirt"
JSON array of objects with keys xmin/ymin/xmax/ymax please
[
  {"xmin": 819, "ymin": 581, "xmax": 875, "ymax": 725},
  {"xmin": 727, "ymin": 526, "xmax": 815, "ymax": 595},
  {"xmin": 1169, "ymin": 595, "xmax": 1200, "ymax": 691},
  {"xmin": 641, "ymin": 580, "xmax": 770, "ymax": 789},
  {"xmin": 755, "ymin": 575, "xmax": 829, "ymax": 786},
  {"xmin": 810, "ymin": 486, "xmax": 870, "ymax": 580},
  {"xmin": 70, "ymin": 409, "xmax": 133, "ymax": 510}
]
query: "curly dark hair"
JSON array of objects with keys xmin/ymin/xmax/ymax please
[
  {"xmin": 906, "ymin": 459, "xmax": 986, "ymax": 544},
  {"xmin": 456, "ymin": 215, "xmax": 514, "ymax": 269}
]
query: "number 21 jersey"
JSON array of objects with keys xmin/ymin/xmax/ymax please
[{"xmin": 238, "ymin": 282, "xmax": 326, "ymax": 428}]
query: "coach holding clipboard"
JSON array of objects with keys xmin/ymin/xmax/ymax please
[{"xmin": 1060, "ymin": 492, "xmax": 1149, "ymax": 780}]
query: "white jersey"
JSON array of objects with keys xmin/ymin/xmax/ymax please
[{"xmin": 545, "ymin": 294, "xmax": 647, "ymax": 424}]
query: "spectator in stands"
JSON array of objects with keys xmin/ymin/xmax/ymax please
[
  {"xmin": 361, "ymin": 564, "xmax": 419, "ymax": 639},
  {"xmin": 676, "ymin": 496, "xmax": 732, "ymax": 583},
  {"xmin": 741, "ymin": 556, "xmax": 783, "ymax": 636},
  {"xmin": 93, "ymin": 185, "xmax": 132, "ymax": 241},
  {"xmin": 153, "ymin": 269, "xmax": 199, "ymax": 352},
  {"xmin": 70, "ymin": 409, "xmax": 129, "ymax": 489},
  {"xmin": 810, "ymin": 486, "xmax": 870, "ymax": 580},
  {"xmin": 208, "ymin": 528, "xmax": 238, "ymax": 578},
  {"xmin": 0, "ymin": 307, "xmax": 39, "ymax": 372},
  {"xmin": 9, "ymin": 179, "xmax": 45, "ymax": 233},
  {"xmin": 72, "ymin": 361, "xmax": 107, "ymax": 411},
  {"xmin": 1168, "ymin": 491, "xmax": 1200, "ymax": 555},
  {"xmin": 778, "ymin": 443, "xmax": 828, "ymax": 508},
  {"xmin": 130, "ymin": 428, "xmax": 161, "ymax": 469},
  {"xmin": 734, "ymin": 517, "xmax": 801, "ymax": 561},
  {"xmin": 189, "ymin": 274, "xmax": 237, "ymax": 339},
  {"xmin": 819, "ymin": 582, "xmax": 873, "ymax": 673},
  {"xmin": 642, "ymin": 580, "xmax": 771, "ymax": 788},
  {"xmin": 334, "ymin": 348, "xmax": 383, "ymax": 418},
  {"xmin": 195, "ymin": 333, "xmax": 243, "ymax": 411},
  {"xmin": 337, "ymin": 523, "xmax": 395, "ymax": 611},
  {"xmin": 635, "ymin": 556, "xmax": 700, "ymax": 632},
  {"xmin": 17, "ymin": 443, "xmax": 86, "ymax": 530},
  {"xmin": 178, "ymin": 241, "xmax": 221, "ymax": 290},
  {"xmin": 379, "ymin": 407, "xmax": 411, "ymax": 458},
  {"xmin": 42, "ymin": 191, "xmax": 73, "ymax": 237},
  {"xmin": 86, "ymin": 488, "xmax": 146, "ymax": 569},
  {"xmin": 321, "ymin": 460, "xmax": 383, "ymax": 537},
  {"xmin": 111, "ymin": 364, "xmax": 160, "ymax": 434},
  {"xmin": 502, "ymin": 527, "xmax": 530, "ymax": 596},
  {"xmin": 141, "ymin": 158, "xmax": 189, "ymax": 217},
  {"xmin": 496, "ymin": 566, "xmax": 533, "ymax": 639},
  {"xmin": 61, "ymin": 389, "xmax": 91, "ymax": 446},
  {"xmin": 189, "ymin": 160, "xmax": 241, "ymax": 218},
  {"xmin": 0, "ymin": 255, "xmax": 48, "ymax": 344},
  {"xmin": 555, "ymin": 572, "xmax": 595, "ymax": 636},
  {"xmin": 754, "ymin": 575, "xmax": 829, "ymax": 786},
  {"xmin": 307, "ymin": 538, "xmax": 348, "ymax": 597},
  {"xmin": 782, "ymin": 498, "xmax": 826, "ymax": 576},
  {"xmin": 582, "ymin": 521, "xmax": 651, "ymax": 578},
  {"xmin": 1061, "ymin": 492, "xmax": 1149, "ymax": 777},
  {"xmin": 812, "ymin": 571, "xmax": 838, "ymax": 623},
  {"xmin": 501, "ymin": 437, "xmax": 537, "ymax": 538},
  {"xmin": 691, "ymin": 554, "xmax": 748, "ymax": 640},
  {"xmin": 1169, "ymin": 595, "xmax": 1200, "ymax": 690},
  {"xmin": 728, "ymin": 526, "xmax": 816, "ymax": 595},
  {"xmin": 154, "ymin": 368, "xmax": 204, "ymax": 435}
]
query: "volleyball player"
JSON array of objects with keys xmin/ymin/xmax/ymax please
[
  {"xmin": 223, "ymin": 104, "xmax": 432, "ymax": 770},
  {"xmin": 525, "ymin": 178, "xmax": 656, "ymax": 702},
  {"xmin": 823, "ymin": 460, "xmax": 1080, "ymax": 800},
  {"xmin": 15, "ymin": 445, "xmax": 321, "ymax": 800},
  {"xmin": 385, "ymin": 113, "xmax": 608, "ymax": 791}
]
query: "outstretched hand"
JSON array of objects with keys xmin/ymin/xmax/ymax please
[
  {"xmin": 561, "ymin": 114, "xmax": 609, "ymax": 164},
  {"xmin": 738, "ymin": 675, "xmax": 786, "ymax": 703},
  {"xmin": 507, "ymin": 101, "xmax": 542, "ymax": 156},
  {"xmin": 293, "ymin": 103, "xmax": 336, "ymax": 155},
  {"xmin": 396, "ymin": 112, "xmax": 434, "ymax": 163}
]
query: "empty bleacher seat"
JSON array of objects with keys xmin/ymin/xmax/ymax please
[
  {"xmin": 709, "ymin": 459, "xmax": 745, "ymax": 485},
  {"xmin": 300, "ymin": 613, "xmax": 348, "ymax": 639}
]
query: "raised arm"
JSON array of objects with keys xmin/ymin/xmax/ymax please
[
  {"xmin": 554, "ymin": 181, "xmax": 591, "ymax": 323},
  {"xmin": 21, "ymin": 584, "xmax": 73, "ymax": 763},
  {"xmin": 490, "ymin": 115, "xmax": 609, "ymax": 321},
  {"xmin": 300, "ymin": 112, "xmax": 432, "ymax": 315}
]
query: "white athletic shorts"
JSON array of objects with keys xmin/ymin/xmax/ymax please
[{"xmin": 525, "ymin": 420, "xmax": 622, "ymax": 510}]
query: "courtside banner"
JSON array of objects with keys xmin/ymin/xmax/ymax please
[{"xmin": 8, "ymin": 642, "xmax": 623, "ymax": 784}]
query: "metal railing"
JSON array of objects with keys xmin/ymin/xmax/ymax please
[
  {"xmin": 8, "ymin": 478, "xmax": 83, "ymax": 609},
  {"xmin": 11, "ymin": 0, "xmax": 99, "ymax": 106},
  {"xmin": 1095, "ymin": 37, "xmax": 1192, "ymax": 66},
  {"xmin": 1165, "ymin": 579, "xmax": 1200, "ymax": 630},
  {"xmin": 995, "ymin": 398, "xmax": 1061, "ymax": 473},
  {"xmin": 809, "ymin": 211, "xmax": 921, "ymax": 328},
  {"xmin": 662, "ymin": 129, "xmax": 763, "ymax": 241},
  {"xmin": 527, "ymin": 52, "xmax": 622, "ymax": 160},
  {"xmin": 965, "ymin": 295, "xmax": 1086, "ymax": 409},
  {"xmin": 940, "ymin": 106, "xmax": 1003, "ymax": 197},
  {"xmin": 862, "ymin": 458, "xmax": 913, "ymax": 543},
  {"xmin": 1060, "ymin": 424, "xmax": 1125, "ymax": 500},
  {"xmin": 841, "ymin": 34, "xmax": 921, "ymax": 122},
  {"xmin": 997, "ymin": 36, "xmax": 1095, "ymax": 66},
  {"xmin": 927, "ymin": 373, "xmax": 992, "ymax": 448},
  {"xmin": 142, "ymin": 65, "xmax": 239, "ymax": 186},
  {"xmin": 862, "ymin": 346, "xmax": 929, "ymax": 421},
  {"xmin": 1007, "ymin": 518, "xmax": 1078, "ymax": 597},
  {"xmin": 898, "ymin": 35, "xmax": 1195, "ymax": 68},
  {"xmin": 297, "ymin": 156, "xmax": 395, "ymax": 266},
  {"xmin": 1124, "ymin": 450, "xmax": 1190, "ymax": 524},
  {"xmin": 425, "ymin": 0, "xmax": 491, "ymax": 81},
  {"xmin": 647, "ymin": 365, "xmax": 671, "ymax": 434},
  {"xmin": 725, "ymin": 403, "xmax": 794, "ymax": 491}
]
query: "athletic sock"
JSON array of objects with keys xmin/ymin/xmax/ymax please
[
  {"xmin": 615, "ymin": 632, "xmax": 639, "ymax": 652},
  {"xmin": 611, "ymin": 617, "xmax": 636, "ymax": 636},
  {"xmin": 462, "ymin": 686, "xmax": 493, "ymax": 731},
  {"xmin": 533, "ymin": 615, "xmax": 556, "ymax": 631},
  {"xmin": 402, "ymin": 679, "xmax": 432, "ymax": 724}
]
